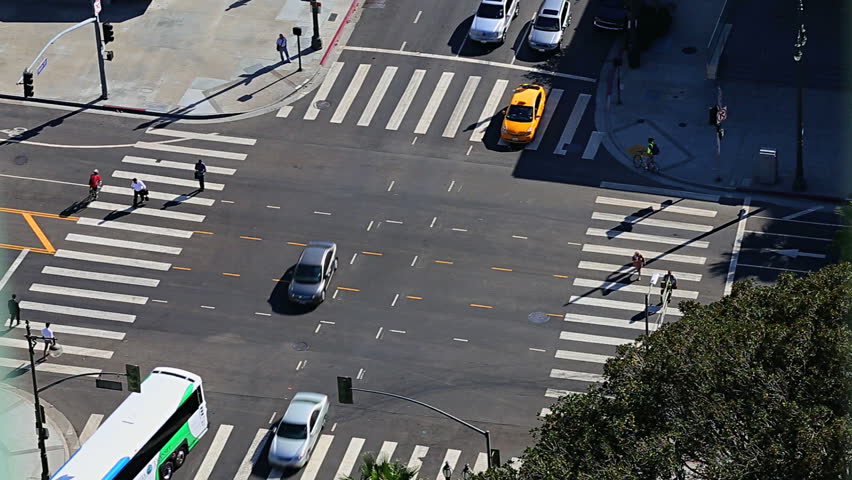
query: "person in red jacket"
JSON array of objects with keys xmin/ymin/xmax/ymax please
[{"xmin": 88, "ymin": 169, "xmax": 102, "ymax": 200}]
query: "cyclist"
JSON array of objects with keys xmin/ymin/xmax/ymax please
[
  {"xmin": 646, "ymin": 137, "xmax": 660, "ymax": 163},
  {"xmin": 88, "ymin": 169, "xmax": 102, "ymax": 200}
]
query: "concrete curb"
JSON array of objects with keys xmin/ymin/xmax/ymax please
[{"xmin": 0, "ymin": 383, "xmax": 79, "ymax": 462}]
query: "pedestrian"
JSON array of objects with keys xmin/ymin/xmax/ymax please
[
  {"xmin": 194, "ymin": 159, "xmax": 207, "ymax": 192},
  {"xmin": 660, "ymin": 270, "xmax": 678, "ymax": 304},
  {"xmin": 41, "ymin": 322, "xmax": 55, "ymax": 359},
  {"xmin": 646, "ymin": 137, "xmax": 660, "ymax": 161},
  {"xmin": 7, "ymin": 294, "xmax": 20, "ymax": 328},
  {"xmin": 130, "ymin": 178, "xmax": 148, "ymax": 206},
  {"xmin": 276, "ymin": 33, "xmax": 291, "ymax": 63},
  {"xmin": 632, "ymin": 251, "xmax": 646, "ymax": 280}
]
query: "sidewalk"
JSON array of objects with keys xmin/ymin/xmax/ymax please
[
  {"xmin": 0, "ymin": 0, "xmax": 361, "ymax": 117},
  {"xmin": 594, "ymin": 0, "xmax": 852, "ymax": 202},
  {"xmin": 0, "ymin": 382, "xmax": 79, "ymax": 480}
]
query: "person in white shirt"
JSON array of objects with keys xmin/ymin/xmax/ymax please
[
  {"xmin": 41, "ymin": 323, "xmax": 55, "ymax": 359},
  {"xmin": 130, "ymin": 178, "xmax": 148, "ymax": 206}
]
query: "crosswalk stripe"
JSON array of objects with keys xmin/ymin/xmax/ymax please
[
  {"xmin": 435, "ymin": 449, "xmax": 461, "ymax": 480},
  {"xmin": 0, "ymin": 337, "xmax": 113, "ymax": 359},
  {"xmin": 331, "ymin": 64, "xmax": 371, "ymax": 124},
  {"xmin": 99, "ymin": 186, "xmax": 215, "ymax": 206},
  {"xmin": 358, "ymin": 66, "xmax": 398, "ymax": 127},
  {"xmin": 585, "ymin": 227, "xmax": 709, "ymax": 248},
  {"xmin": 550, "ymin": 369, "xmax": 604, "ymax": 383},
  {"xmin": 122, "ymin": 156, "xmax": 236, "ymax": 175},
  {"xmin": 145, "ymin": 128, "xmax": 257, "ymax": 145},
  {"xmin": 473, "ymin": 452, "xmax": 488, "ymax": 473},
  {"xmin": 581, "ymin": 131, "xmax": 605, "ymax": 159},
  {"xmin": 408, "ymin": 445, "xmax": 429, "ymax": 480},
  {"xmin": 565, "ymin": 313, "xmax": 659, "ymax": 331},
  {"xmin": 11, "ymin": 321, "xmax": 126, "ymax": 340},
  {"xmin": 442, "ymin": 75, "xmax": 481, "ymax": 138},
  {"xmin": 525, "ymin": 88, "xmax": 563, "ymax": 150},
  {"xmin": 66, "ymin": 233, "xmax": 182, "ymax": 255},
  {"xmin": 30, "ymin": 283, "xmax": 148, "ymax": 305},
  {"xmin": 595, "ymin": 196, "xmax": 717, "ymax": 217},
  {"xmin": 377, "ymin": 441, "xmax": 398, "ymax": 464},
  {"xmin": 112, "ymin": 170, "xmax": 224, "ymax": 191},
  {"xmin": 18, "ymin": 301, "xmax": 136, "ymax": 323},
  {"xmin": 0, "ymin": 357, "xmax": 101, "ymax": 376},
  {"xmin": 87, "ymin": 201, "xmax": 206, "ymax": 223},
  {"xmin": 538, "ymin": 408, "xmax": 553, "ymax": 417},
  {"xmin": 560, "ymin": 331, "xmax": 635, "ymax": 346},
  {"xmin": 573, "ymin": 277, "xmax": 698, "ymax": 299},
  {"xmin": 79, "ymin": 414, "xmax": 104, "ymax": 445},
  {"xmin": 470, "ymin": 79, "xmax": 508, "ymax": 142},
  {"xmin": 591, "ymin": 212, "xmax": 713, "ymax": 232},
  {"xmin": 233, "ymin": 428, "xmax": 268, "ymax": 480},
  {"xmin": 554, "ymin": 349, "xmax": 611, "ymax": 364},
  {"xmin": 386, "ymin": 69, "xmax": 426, "ymax": 130},
  {"xmin": 335, "ymin": 437, "xmax": 366, "ymax": 478},
  {"xmin": 415, "ymin": 72, "xmax": 455, "ymax": 135},
  {"xmin": 55, "ymin": 249, "xmax": 171, "ymax": 271},
  {"xmin": 76, "ymin": 217, "xmax": 194, "ymax": 239},
  {"xmin": 305, "ymin": 62, "xmax": 344, "ymax": 120},
  {"xmin": 276, "ymin": 105, "xmax": 293, "ymax": 118},
  {"xmin": 42, "ymin": 266, "xmax": 160, "ymax": 287},
  {"xmin": 134, "ymin": 141, "xmax": 247, "ymax": 161},
  {"xmin": 553, "ymin": 93, "xmax": 591, "ymax": 154},
  {"xmin": 192, "ymin": 424, "xmax": 233, "ymax": 480},
  {"xmin": 599, "ymin": 181, "xmax": 721, "ymax": 202},
  {"xmin": 577, "ymin": 261, "xmax": 702, "ymax": 282},
  {"xmin": 568, "ymin": 295, "xmax": 682, "ymax": 316},
  {"xmin": 582, "ymin": 244, "xmax": 706, "ymax": 265},
  {"xmin": 544, "ymin": 387, "xmax": 583, "ymax": 398},
  {"xmin": 300, "ymin": 434, "xmax": 334, "ymax": 480}
]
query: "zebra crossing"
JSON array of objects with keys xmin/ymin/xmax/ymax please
[
  {"xmin": 0, "ymin": 127, "xmax": 257, "ymax": 376},
  {"xmin": 544, "ymin": 184, "xmax": 727, "ymax": 404},
  {"xmin": 276, "ymin": 61, "xmax": 597, "ymax": 154}
]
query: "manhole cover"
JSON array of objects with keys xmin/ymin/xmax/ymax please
[
  {"xmin": 528, "ymin": 312, "xmax": 550, "ymax": 324},
  {"xmin": 315, "ymin": 100, "xmax": 332, "ymax": 110},
  {"xmin": 292, "ymin": 342, "xmax": 309, "ymax": 351},
  {"xmin": 14, "ymin": 155, "xmax": 28, "ymax": 165},
  {"xmin": 682, "ymin": 46, "xmax": 697, "ymax": 54}
]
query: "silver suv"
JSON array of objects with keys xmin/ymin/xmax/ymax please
[
  {"xmin": 527, "ymin": 0, "xmax": 571, "ymax": 51},
  {"xmin": 288, "ymin": 242, "xmax": 338, "ymax": 305},
  {"xmin": 469, "ymin": 0, "xmax": 520, "ymax": 44}
]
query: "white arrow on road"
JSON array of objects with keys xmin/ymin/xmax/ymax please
[{"xmin": 763, "ymin": 248, "xmax": 826, "ymax": 259}]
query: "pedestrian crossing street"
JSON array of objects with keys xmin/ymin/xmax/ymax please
[
  {"xmin": 543, "ymin": 183, "xmax": 729, "ymax": 406},
  {"xmin": 0, "ymin": 127, "xmax": 257, "ymax": 376},
  {"xmin": 277, "ymin": 61, "xmax": 600, "ymax": 156}
]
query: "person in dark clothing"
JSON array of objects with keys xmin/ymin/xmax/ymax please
[
  {"xmin": 195, "ymin": 160, "xmax": 207, "ymax": 192},
  {"xmin": 7, "ymin": 294, "xmax": 20, "ymax": 328},
  {"xmin": 661, "ymin": 270, "xmax": 678, "ymax": 305}
]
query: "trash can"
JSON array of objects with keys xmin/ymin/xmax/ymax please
[{"xmin": 755, "ymin": 148, "xmax": 778, "ymax": 185}]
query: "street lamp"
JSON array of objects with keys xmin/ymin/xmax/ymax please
[
  {"xmin": 25, "ymin": 320, "xmax": 62, "ymax": 480},
  {"xmin": 442, "ymin": 461, "xmax": 452, "ymax": 479},
  {"xmin": 792, "ymin": 0, "xmax": 807, "ymax": 191}
]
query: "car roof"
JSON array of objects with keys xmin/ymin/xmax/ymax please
[
  {"xmin": 281, "ymin": 392, "xmax": 327, "ymax": 424},
  {"xmin": 511, "ymin": 84, "xmax": 543, "ymax": 104},
  {"xmin": 300, "ymin": 245, "xmax": 330, "ymax": 265},
  {"xmin": 538, "ymin": 0, "xmax": 564, "ymax": 14}
]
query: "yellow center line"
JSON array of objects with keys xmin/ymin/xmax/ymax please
[
  {"xmin": 552, "ymin": 274, "xmax": 569, "ymax": 279},
  {"xmin": 240, "ymin": 236, "xmax": 262, "ymax": 241},
  {"xmin": 0, "ymin": 243, "xmax": 51, "ymax": 254},
  {"xmin": 337, "ymin": 286, "xmax": 360, "ymax": 292},
  {"xmin": 361, "ymin": 251, "xmax": 383, "ymax": 256},
  {"xmin": 22, "ymin": 213, "xmax": 55, "ymax": 254},
  {"xmin": 287, "ymin": 242, "xmax": 307, "ymax": 247},
  {"xmin": 547, "ymin": 313, "xmax": 563, "ymax": 318},
  {"xmin": 222, "ymin": 272, "xmax": 241, "ymax": 277},
  {"xmin": 434, "ymin": 260, "xmax": 454, "ymax": 265},
  {"xmin": 194, "ymin": 231, "xmax": 214, "ymax": 235},
  {"xmin": 406, "ymin": 295, "xmax": 423, "ymax": 300},
  {"xmin": 469, "ymin": 303, "xmax": 493, "ymax": 309},
  {"xmin": 0, "ymin": 207, "xmax": 78, "ymax": 221},
  {"xmin": 491, "ymin": 267, "xmax": 513, "ymax": 272},
  {"xmin": 272, "ymin": 278, "xmax": 281, "ymax": 282},
  {"xmin": 172, "ymin": 266, "xmax": 192, "ymax": 271}
]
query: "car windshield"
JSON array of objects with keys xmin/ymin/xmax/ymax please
[
  {"xmin": 505, "ymin": 104, "xmax": 534, "ymax": 122},
  {"xmin": 277, "ymin": 422, "xmax": 308, "ymax": 439},
  {"xmin": 476, "ymin": 3, "xmax": 504, "ymax": 19},
  {"xmin": 294, "ymin": 264, "xmax": 323, "ymax": 284},
  {"xmin": 534, "ymin": 16, "xmax": 561, "ymax": 32}
]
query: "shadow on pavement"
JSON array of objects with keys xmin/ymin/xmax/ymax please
[
  {"xmin": 0, "ymin": 0, "xmax": 153, "ymax": 23},
  {"xmin": 59, "ymin": 197, "xmax": 92, "ymax": 218},
  {"xmin": 268, "ymin": 266, "xmax": 314, "ymax": 316}
]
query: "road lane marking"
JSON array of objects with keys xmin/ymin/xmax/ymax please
[
  {"xmin": 451, "ymin": 228, "xmax": 467, "ymax": 232},
  {"xmin": 276, "ymin": 105, "xmax": 293, "ymax": 118},
  {"xmin": 414, "ymin": 72, "xmax": 454, "ymax": 135},
  {"xmin": 591, "ymin": 212, "xmax": 713, "ymax": 232},
  {"xmin": 367, "ymin": 220, "xmax": 374, "ymax": 231},
  {"xmin": 386, "ymin": 219, "xmax": 403, "ymax": 224},
  {"xmin": 305, "ymin": 61, "xmax": 344, "ymax": 120},
  {"xmin": 406, "ymin": 295, "xmax": 423, "ymax": 300},
  {"xmin": 599, "ymin": 181, "xmax": 720, "ymax": 202},
  {"xmin": 400, "ymin": 41, "xmax": 406, "ymax": 51},
  {"xmin": 512, "ymin": 235, "xmax": 528, "ymax": 239},
  {"xmin": 378, "ymin": 441, "xmax": 398, "ymax": 464},
  {"xmin": 390, "ymin": 329, "xmax": 406, "ymax": 334},
  {"xmin": 737, "ymin": 263, "xmax": 811, "ymax": 273},
  {"xmin": 550, "ymin": 369, "xmax": 604, "ymax": 382},
  {"xmin": 725, "ymin": 197, "xmax": 750, "ymax": 296},
  {"xmin": 77, "ymin": 217, "xmax": 193, "ymax": 238},
  {"xmin": 391, "ymin": 294, "xmax": 399, "ymax": 306},
  {"xmin": 411, "ymin": 255, "xmax": 418, "ymax": 266},
  {"xmin": 568, "ymin": 296, "xmax": 682, "ymax": 316},
  {"xmin": 173, "ymin": 266, "xmax": 192, "ymax": 271},
  {"xmin": 30, "ymin": 283, "xmax": 148, "ymax": 304},
  {"xmin": 573, "ymin": 277, "xmax": 698, "ymax": 299},
  {"xmin": 287, "ymin": 242, "xmax": 307, "ymax": 246},
  {"xmin": 752, "ymin": 215, "xmax": 844, "ymax": 227},
  {"xmin": 267, "ymin": 205, "xmax": 281, "ymax": 209},
  {"xmin": 11, "ymin": 321, "xmax": 125, "ymax": 340},
  {"xmin": 359, "ymin": 66, "xmax": 398, "ymax": 126},
  {"xmin": 55, "ymin": 249, "xmax": 171, "ymax": 271},
  {"xmin": 255, "ymin": 312, "xmax": 271, "ymax": 316},
  {"xmin": 442, "ymin": 75, "xmax": 481, "ymax": 138},
  {"xmin": 581, "ymin": 131, "xmax": 605, "ymax": 159},
  {"xmin": 387, "ymin": 69, "xmax": 426, "ymax": 130},
  {"xmin": 473, "ymin": 452, "xmax": 489, "ymax": 473},
  {"xmin": 357, "ymin": 368, "xmax": 365, "ymax": 380},
  {"xmin": 99, "ymin": 185, "xmax": 215, "ymax": 205},
  {"xmin": 144, "ymin": 128, "xmax": 256, "ymax": 145},
  {"xmin": 222, "ymin": 272, "xmax": 240, "ymax": 277},
  {"xmin": 0, "ymin": 248, "xmax": 28, "ymax": 292},
  {"xmin": 133, "ymin": 141, "xmax": 247, "ymax": 161},
  {"xmin": 470, "ymin": 79, "xmax": 509, "ymax": 142},
  {"xmin": 233, "ymin": 429, "xmax": 268, "ymax": 480},
  {"xmin": 553, "ymin": 94, "xmax": 591, "ymax": 154},
  {"xmin": 554, "ymin": 349, "xmax": 612, "ymax": 364},
  {"xmin": 0, "ymin": 337, "xmax": 113, "ymax": 359},
  {"xmin": 413, "ymin": 10, "xmax": 422, "ymax": 23},
  {"xmin": 42, "ymin": 266, "xmax": 160, "ymax": 287},
  {"xmin": 87, "ymin": 200, "xmax": 206, "ymax": 222},
  {"xmin": 201, "ymin": 305, "xmax": 215, "ymax": 309},
  {"xmin": 453, "ymin": 338, "xmax": 469, "ymax": 342},
  {"xmin": 434, "ymin": 260, "xmax": 453, "ymax": 264},
  {"xmin": 337, "ymin": 286, "xmax": 360, "ymax": 292},
  {"xmin": 491, "ymin": 267, "xmax": 512, "ymax": 272},
  {"xmin": 240, "ymin": 236, "xmax": 262, "ymax": 241},
  {"xmin": 565, "ymin": 313, "xmax": 658, "ymax": 331},
  {"xmin": 436, "ymin": 450, "xmax": 462, "ymax": 480},
  {"xmin": 407, "ymin": 445, "xmax": 429, "ymax": 479},
  {"xmin": 335, "ymin": 437, "xmax": 366, "ymax": 479},
  {"xmin": 560, "ymin": 331, "xmax": 635, "ymax": 346},
  {"xmin": 582, "ymin": 244, "xmax": 706, "ymax": 265},
  {"xmin": 469, "ymin": 303, "xmax": 493, "ymax": 309},
  {"xmin": 387, "ymin": 180, "xmax": 395, "ymax": 191},
  {"xmin": 782, "ymin": 205, "xmax": 823, "ymax": 220},
  {"xmin": 376, "ymin": 327, "xmax": 383, "ymax": 339},
  {"xmin": 18, "ymin": 301, "xmax": 135, "ymax": 322},
  {"xmin": 122, "ymin": 156, "xmax": 237, "ymax": 175},
  {"xmin": 529, "ymin": 347, "xmax": 546, "ymax": 352},
  {"xmin": 430, "ymin": 216, "xmax": 437, "ymax": 228},
  {"xmin": 313, "ymin": 211, "xmax": 332, "ymax": 215},
  {"xmin": 744, "ymin": 230, "xmax": 831, "ymax": 241},
  {"xmin": 447, "ymin": 180, "xmax": 456, "ymax": 192},
  {"xmin": 577, "ymin": 261, "xmax": 702, "ymax": 281},
  {"xmin": 192, "ymin": 424, "xmax": 234, "ymax": 480},
  {"xmin": 331, "ymin": 64, "xmax": 371, "ymax": 123},
  {"xmin": 595, "ymin": 196, "xmax": 717, "ymax": 217},
  {"xmin": 553, "ymin": 274, "xmax": 569, "ymax": 279},
  {"xmin": 585, "ymin": 227, "xmax": 710, "ymax": 248},
  {"xmin": 66, "ymin": 233, "xmax": 182, "ymax": 255},
  {"xmin": 545, "ymin": 388, "xmax": 583, "ymax": 398},
  {"xmin": 361, "ymin": 251, "xmax": 383, "ymax": 256},
  {"xmin": 525, "ymin": 88, "xmax": 563, "ymax": 150}
]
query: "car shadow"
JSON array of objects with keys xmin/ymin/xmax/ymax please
[{"xmin": 268, "ymin": 266, "xmax": 315, "ymax": 316}]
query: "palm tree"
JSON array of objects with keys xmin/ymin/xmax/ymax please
[{"xmin": 340, "ymin": 452, "xmax": 419, "ymax": 480}]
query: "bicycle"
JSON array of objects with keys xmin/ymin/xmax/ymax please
[
  {"xmin": 626, "ymin": 144, "xmax": 661, "ymax": 173},
  {"xmin": 87, "ymin": 184, "xmax": 102, "ymax": 202}
]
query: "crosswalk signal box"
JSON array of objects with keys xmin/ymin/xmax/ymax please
[{"xmin": 337, "ymin": 376, "xmax": 353, "ymax": 404}]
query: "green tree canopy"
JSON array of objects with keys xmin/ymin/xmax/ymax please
[
  {"xmin": 481, "ymin": 264, "xmax": 852, "ymax": 480},
  {"xmin": 341, "ymin": 452, "xmax": 419, "ymax": 480}
]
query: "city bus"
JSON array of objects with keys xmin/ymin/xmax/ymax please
[{"xmin": 50, "ymin": 366, "xmax": 209, "ymax": 480}]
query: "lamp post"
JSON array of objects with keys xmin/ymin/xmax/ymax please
[
  {"xmin": 25, "ymin": 320, "xmax": 62, "ymax": 480},
  {"xmin": 792, "ymin": 0, "xmax": 807, "ymax": 191},
  {"xmin": 442, "ymin": 461, "xmax": 452, "ymax": 479},
  {"xmin": 310, "ymin": 0, "xmax": 323, "ymax": 51}
]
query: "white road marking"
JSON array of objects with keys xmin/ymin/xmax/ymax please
[
  {"xmin": 66, "ymin": 233, "xmax": 182, "ymax": 255},
  {"xmin": 581, "ymin": 131, "xmax": 605, "ymax": 159},
  {"xmin": 414, "ymin": 72, "xmax": 455, "ymax": 135},
  {"xmin": 333, "ymin": 289, "xmax": 339, "ymax": 299},
  {"xmin": 268, "ymin": 412, "xmax": 277, "ymax": 424},
  {"xmin": 400, "ymin": 41, "xmax": 407, "ymax": 51},
  {"xmin": 122, "ymin": 156, "xmax": 236, "ymax": 175},
  {"xmin": 560, "ymin": 331, "xmax": 635, "ymax": 346},
  {"xmin": 573, "ymin": 277, "xmax": 698, "ymax": 299},
  {"xmin": 430, "ymin": 217, "xmax": 437, "ymax": 228},
  {"xmin": 386, "ymin": 220, "xmax": 403, "ymax": 224},
  {"xmin": 545, "ymin": 388, "xmax": 584, "ymax": 398},
  {"xmin": 255, "ymin": 312, "xmax": 271, "ymax": 316},
  {"xmin": 320, "ymin": 321, "xmax": 335, "ymax": 325},
  {"xmin": 599, "ymin": 181, "xmax": 720, "ymax": 202},
  {"xmin": 11, "ymin": 321, "xmax": 125, "ymax": 340},
  {"xmin": 0, "ymin": 358, "xmax": 101, "ymax": 376},
  {"xmin": 391, "ymin": 294, "xmax": 399, "ymax": 306},
  {"xmin": 554, "ymin": 349, "xmax": 611, "ymax": 364},
  {"xmin": 358, "ymin": 66, "xmax": 398, "ymax": 127},
  {"xmin": 528, "ymin": 347, "xmax": 546, "ymax": 352},
  {"xmin": 782, "ymin": 205, "xmax": 823, "ymax": 220},
  {"xmin": 752, "ymin": 215, "xmax": 844, "ymax": 227},
  {"xmin": 451, "ymin": 228, "xmax": 467, "ymax": 232},
  {"xmin": 99, "ymin": 185, "xmax": 214, "ymax": 206},
  {"xmin": 30, "ymin": 283, "xmax": 148, "ymax": 305},
  {"xmin": 19, "ymin": 301, "xmax": 135, "ymax": 322},
  {"xmin": 470, "ymin": 79, "xmax": 508, "ymax": 142},
  {"xmin": 221, "ymin": 200, "xmax": 235, "ymax": 204},
  {"xmin": 350, "ymin": 253, "xmax": 358, "ymax": 265},
  {"xmin": 233, "ymin": 429, "xmax": 268, "ymax": 480},
  {"xmin": 331, "ymin": 64, "xmax": 371, "ymax": 123},
  {"xmin": 314, "ymin": 323, "xmax": 322, "ymax": 334},
  {"xmin": 387, "ymin": 69, "xmax": 426, "ymax": 130},
  {"xmin": 266, "ymin": 205, "xmax": 280, "ymax": 209},
  {"xmin": 296, "ymin": 359, "xmax": 307, "ymax": 371},
  {"xmin": 466, "ymin": 145, "xmax": 472, "ymax": 155},
  {"xmin": 412, "ymin": 136, "xmax": 418, "ymax": 145},
  {"xmin": 54, "ymin": 249, "xmax": 171, "ymax": 271},
  {"xmin": 387, "ymin": 180, "xmax": 395, "ymax": 191},
  {"xmin": 111, "ymin": 170, "xmax": 224, "ymax": 191},
  {"xmin": 134, "ymin": 141, "xmax": 247, "ymax": 161},
  {"xmin": 201, "ymin": 305, "xmax": 215, "ymax": 309},
  {"xmin": 42, "ymin": 266, "xmax": 160, "ymax": 287},
  {"xmin": 553, "ymin": 94, "xmax": 591, "ymax": 154},
  {"xmin": 442, "ymin": 75, "xmax": 481, "ymax": 138},
  {"xmin": 390, "ymin": 329, "xmax": 406, "ymax": 334},
  {"xmin": 331, "ymin": 423, "xmax": 337, "ymax": 432},
  {"xmin": 152, "ymin": 299, "xmax": 168, "ymax": 303},
  {"xmin": 145, "ymin": 128, "xmax": 256, "ymax": 145},
  {"xmin": 0, "ymin": 248, "xmax": 28, "ymax": 292},
  {"xmin": 305, "ymin": 61, "xmax": 344, "ymax": 120},
  {"xmin": 192, "ymin": 424, "xmax": 234, "ymax": 480},
  {"xmin": 299, "ymin": 435, "xmax": 334, "ymax": 480},
  {"xmin": 0, "ymin": 337, "xmax": 113, "ymax": 359},
  {"xmin": 737, "ymin": 263, "xmax": 811, "ymax": 274},
  {"xmin": 378, "ymin": 441, "xmax": 398, "ymax": 464},
  {"xmin": 453, "ymin": 338, "xmax": 469, "ymax": 342},
  {"xmin": 335, "ymin": 437, "xmax": 366, "ymax": 479},
  {"xmin": 435, "ymin": 449, "xmax": 461, "ymax": 480},
  {"xmin": 76, "ymin": 217, "xmax": 193, "ymax": 238},
  {"xmin": 539, "ymin": 407, "xmax": 553, "ymax": 417},
  {"xmin": 762, "ymin": 248, "xmax": 826, "ymax": 259},
  {"xmin": 585, "ymin": 227, "xmax": 709, "ymax": 248},
  {"xmin": 87, "ymin": 201, "xmax": 206, "ymax": 222},
  {"xmin": 411, "ymin": 255, "xmax": 418, "ymax": 266},
  {"xmin": 275, "ymin": 105, "xmax": 293, "ymax": 118},
  {"xmin": 567, "ymin": 296, "xmax": 682, "ymax": 316},
  {"xmin": 595, "ymin": 196, "xmax": 717, "ymax": 217},
  {"xmin": 577, "ymin": 260, "xmax": 702, "ymax": 281},
  {"xmin": 367, "ymin": 220, "xmax": 374, "ymax": 231},
  {"xmin": 313, "ymin": 211, "xmax": 332, "ymax": 215},
  {"xmin": 473, "ymin": 453, "xmax": 489, "ymax": 473},
  {"xmin": 376, "ymin": 327, "xmax": 384, "ymax": 339},
  {"xmin": 413, "ymin": 10, "xmax": 422, "ymax": 23},
  {"xmin": 525, "ymin": 88, "xmax": 563, "ymax": 151},
  {"xmin": 447, "ymin": 180, "xmax": 455, "ymax": 192},
  {"xmin": 79, "ymin": 414, "xmax": 103, "ymax": 445},
  {"xmin": 565, "ymin": 313, "xmax": 658, "ymax": 331},
  {"xmin": 591, "ymin": 212, "xmax": 713, "ymax": 232},
  {"xmin": 550, "ymin": 369, "xmax": 604, "ymax": 383},
  {"xmin": 744, "ymin": 230, "xmax": 831, "ymax": 241},
  {"xmin": 725, "ymin": 197, "xmax": 751, "ymax": 296},
  {"xmin": 408, "ymin": 445, "xmax": 429, "ymax": 480},
  {"xmin": 357, "ymin": 368, "xmax": 365, "ymax": 380},
  {"xmin": 582, "ymin": 244, "xmax": 706, "ymax": 265},
  {"xmin": 512, "ymin": 235, "xmax": 528, "ymax": 239}
]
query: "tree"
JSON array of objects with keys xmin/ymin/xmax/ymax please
[
  {"xmin": 830, "ymin": 203, "xmax": 852, "ymax": 261},
  {"xmin": 341, "ymin": 452, "xmax": 419, "ymax": 480},
  {"xmin": 480, "ymin": 264, "xmax": 852, "ymax": 480}
]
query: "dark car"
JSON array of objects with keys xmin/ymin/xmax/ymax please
[
  {"xmin": 288, "ymin": 242, "xmax": 338, "ymax": 305},
  {"xmin": 593, "ymin": 0, "xmax": 627, "ymax": 30}
]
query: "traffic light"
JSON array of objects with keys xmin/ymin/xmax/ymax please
[
  {"xmin": 126, "ymin": 364, "xmax": 141, "ymax": 393},
  {"xmin": 22, "ymin": 70, "xmax": 33, "ymax": 98},
  {"xmin": 337, "ymin": 376, "xmax": 353, "ymax": 404},
  {"xmin": 102, "ymin": 23, "xmax": 114, "ymax": 44}
]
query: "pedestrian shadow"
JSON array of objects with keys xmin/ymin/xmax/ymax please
[
  {"xmin": 225, "ymin": 0, "xmax": 253, "ymax": 10},
  {"xmin": 102, "ymin": 209, "xmax": 134, "ymax": 222},
  {"xmin": 58, "ymin": 197, "xmax": 92, "ymax": 218},
  {"xmin": 161, "ymin": 190, "xmax": 202, "ymax": 209},
  {"xmin": 268, "ymin": 267, "xmax": 314, "ymax": 316}
]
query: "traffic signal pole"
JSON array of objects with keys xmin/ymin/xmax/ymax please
[{"xmin": 93, "ymin": 18, "xmax": 109, "ymax": 100}]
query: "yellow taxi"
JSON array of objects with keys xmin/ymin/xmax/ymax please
[{"xmin": 501, "ymin": 84, "xmax": 547, "ymax": 144}]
